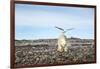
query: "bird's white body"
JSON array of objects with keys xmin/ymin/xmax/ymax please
[{"xmin": 57, "ymin": 32, "xmax": 68, "ymax": 52}]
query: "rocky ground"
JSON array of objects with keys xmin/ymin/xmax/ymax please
[{"xmin": 15, "ymin": 45, "xmax": 95, "ymax": 66}]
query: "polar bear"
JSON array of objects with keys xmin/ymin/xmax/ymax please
[{"xmin": 57, "ymin": 32, "xmax": 68, "ymax": 52}]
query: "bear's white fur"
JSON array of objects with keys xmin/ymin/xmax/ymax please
[{"xmin": 57, "ymin": 32, "xmax": 68, "ymax": 52}]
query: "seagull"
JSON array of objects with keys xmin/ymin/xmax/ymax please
[{"xmin": 55, "ymin": 26, "xmax": 74, "ymax": 33}]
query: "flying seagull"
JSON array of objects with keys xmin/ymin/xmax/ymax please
[{"xmin": 55, "ymin": 26, "xmax": 74, "ymax": 33}]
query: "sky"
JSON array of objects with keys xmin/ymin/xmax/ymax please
[{"xmin": 15, "ymin": 4, "xmax": 94, "ymax": 40}]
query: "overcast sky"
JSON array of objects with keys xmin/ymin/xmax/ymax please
[{"xmin": 15, "ymin": 4, "xmax": 94, "ymax": 40}]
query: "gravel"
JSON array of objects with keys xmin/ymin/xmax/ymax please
[{"xmin": 15, "ymin": 45, "xmax": 95, "ymax": 66}]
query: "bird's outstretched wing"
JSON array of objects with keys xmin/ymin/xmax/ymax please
[
  {"xmin": 55, "ymin": 26, "xmax": 64, "ymax": 31},
  {"xmin": 66, "ymin": 28, "xmax": 74, "ymax": 31}
]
